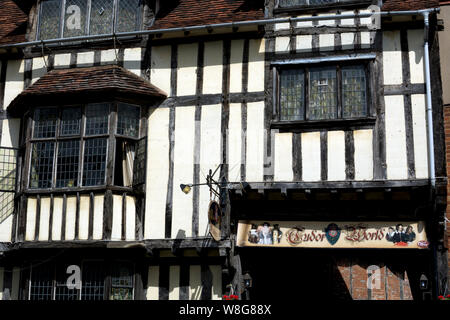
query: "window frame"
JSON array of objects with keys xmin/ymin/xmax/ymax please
[
  {"xmin": 36, "ymin": 0, "xmax": 144, "ymax": 41},
  {"xmin": 272, "ymin": 60, "xmax": 375, "ymax": 129},
  {"xmin": 27, "ymin": 260, "xmax": 136, "ymax": 301},
  {"xmin": 274, "ymin": 0, "xmax": 373, "ymax": 13},
  {"xmin": 25, "ymin": 101, "xmax": 143, "ymax": 192}
]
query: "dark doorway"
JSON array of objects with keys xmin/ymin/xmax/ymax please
[{"xmin": 240, "ymin": 248, "xmax": 332, "ymax": 300}]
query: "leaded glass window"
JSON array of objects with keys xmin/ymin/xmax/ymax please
[
  {"xmin": 38, "ymin": 0, "xmax": 142, "ymax": 40},
  {"xmin": 85, "ymin": 104, "xmax": 109, "ymax": 136},
  {"xmin": 28, "ymin": 103, "xmax": 142, "ymax": 190},
  {"xmin": 39, "ymin": 0, "xmax": 62, "ymax": 40},
  {"xmin": 278, "ymin": 0, "xmax": 355, "ymax": 7},
  {"xmin": 342, "ymin": 66, "xmax": 367, "ymax": 118},
  {"xmin": 81, "ymin": 262, "xmax": 106, "ymax": 301},
  {"xmin": 278, "ymin": 64, "xmax": 368, "ymax": 121},
  {"xmin": 29, "ymin": 263, "xmax": 54, "ymax": 301},
  {"xmin": 63, "ymin": 0, "xmax": 88, "ymax": 38},
  {"xmin": 56, "ymin": 140, "xmax": 80, "ymax": 188},
  {"xmin": 83, "ymin": 138, "xmax": 107, "ymax": 186},
  {"xmin": 280, "ymin": 69, "xmax": 304, "ymax": 121},
  {"xmin": 30, "ymin": 142, "xmax": 55, "ymax": 189},
  {"xmin": 110, "ymin": 263, "xmax": 134, "ymax": 300},
  {"xmin": 309, "ymin": 67, "xmax": 337, "ymax": 120},
  {"xmin": 117, "ymin": 103, "xmax": 140, "ymax": 137}
]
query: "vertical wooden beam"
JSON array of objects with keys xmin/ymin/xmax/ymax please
[
  {"xmin": 103, "ymin": 190, "xmax": 113, "ymax": 240},
  {"xmin": 61, "ymin": 194, "xmax": 67, "ymax": 240},
  {"xmin": 48, "ymin": 194, "xmax": 54, "ymax": 241},
  {"xmin": 33, "ymin": 195, "xmax": 41, "ymax": 241},
  {"xmin": 159, "ymin": 263, "xmax": 169, "ymax": 300}
]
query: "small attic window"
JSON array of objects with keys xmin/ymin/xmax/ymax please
[{"xmin": 37, "ymin": 0, "xmax": 143, "ymax": 40}]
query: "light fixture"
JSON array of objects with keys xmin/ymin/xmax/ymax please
[
  {"xmin": 419, "ymin": 274, "xmax": 428, "ymax": 290},
  {"xmin": 180, "ymin": 184, "xmax": 191, "ymax": 194},
  {"xmin": 243, "ymin": 272, "xmax": 252, "ymax": 288}
]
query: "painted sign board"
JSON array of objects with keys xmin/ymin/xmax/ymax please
[{"xmin": 237, "ymin": 221, "xmax": 428, "ymax": 249}]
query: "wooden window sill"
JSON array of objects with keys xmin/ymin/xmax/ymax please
[{"xmin": 271, "ymin": 117, "xmax": 376, "ymax": 132}]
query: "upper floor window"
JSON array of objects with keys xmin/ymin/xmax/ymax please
[
  {"xmin": 29, "ymin": 102, "xmax": 142, "ymax": 190},
  {"xmin": 278, "ymin": 63, "xmax": 368, "ymax": 121},
  {"xmin": 38, "ymin": 0, "xmax": 143, "ymax": 40},
  {"xmin": 277, "ymin": 0, "xmax": 360, "ymax": 8}
]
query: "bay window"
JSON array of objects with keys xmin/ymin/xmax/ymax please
[
  {"xmin": 28, "ymin": 102, "xmax": 143, "ymax": 190},
  {"xmin": 37, "ymin": 0, "xmax": 143, "ymax": 40}
]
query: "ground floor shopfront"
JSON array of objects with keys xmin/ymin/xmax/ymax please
[{"xmin": 239, "ymin": 248, "xmax": 432, "ymax": 300}]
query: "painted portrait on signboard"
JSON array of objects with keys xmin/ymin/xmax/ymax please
[{"xmin": 385, "ymin": 224, "xmax": 416, "ymax": 246}]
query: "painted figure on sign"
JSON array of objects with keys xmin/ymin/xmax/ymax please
[
  {"xmin": 404, "ymin": 225, "xmax": 416, "ymax": 243},
  {"xmin": 248, "ymin": 224, "xmax": 259, "ymax": 244},
  {"xmin": 272, "ymin": 224, "xmax": 282, "ymax": 244},
  {"xmin": 386, "ymin": 227, "xmax": 395, "ymax": 242},
  {"xmin": 258, "ymin": 222, "xmax": 273, "ymax": 245},
  {"xmin": 392, "ymin": 224, "xmax": 406, "ymax": 243}
]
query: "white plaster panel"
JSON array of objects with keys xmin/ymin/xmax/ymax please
[
  {"xmin": 275, "ymin": 22, "xmax": 290, "ymax": 30},
  {"xmin": 146, "ymin": 266, "xmax": 159, "ymax": 300},
  {"xmin": 199, "ymin": 104, "xmax": 222, "ymax": 236},
  {"xmin": 319, "ymin": 34, "xmax": 335, "ymax": 51},
  {"xmin": 354, "ymin": 129, "xmax": 374, "ymax": 180},
  {"xmin": 0, "ymin": 213, "xmax": 12, "ymax": 242},
  {"xmin": 203, "ymin": 41, "xmax": 223, "ymax": 94},
  {"xmin": 296, "ymin": 35, "xmax": 312, "ymax": 52},
  {"xmin": 360, "ymin": 31, "xmax": 372, "ymax": 49},
  {"xmin": 228, "ymin": 103, "xmax": 242, "ymax": 182},
  {"xmin": 411, "ymin": 94, "xmax": 429, "ymax": 178},
  {"xmin": 383, "ymin": 31, "xmax": 403, "ymax": 85},
  {"xmin": 32, "ymin": 56, "xmax": 47, "ymax": 84},
  {"xmin": 93, "ymin": 195, "xmax": 104, "ymax": 239},
  {"xmin": 124, "ymin": 47, "xmax": 142, "ymax": 76},
  {"xmin": 145, "ymin": 107, "xmax": 170, "ymax": 239},
  {"xmin": 126, "ymin": 196, "xmax": 136, "ymax": 240},
  {"xmin": 229, "ymin": 39, "xmax": 244, "ymax": 93},
  {"xmin": 77, "ymin": 51, "xmax": 95, "ymax": 67},
  {"xmin": 65, "ymin": 196, "xmax": 77, "ymax": 240},
  {"xmin": 359, "ymin": 9, "xmax": 372, "ymax": 26},
  {"xmin": 172, "ymin": 106, "xmax": 195, "ymax": 238},
  {"xmin": 25, "ymin": 198, "xmax": 37, "ymax": 241},
  {"xmin": 327, "ymin": 130, "xmax": 346, "ymax": 181},
  {"xmin": 78, "ymin": 195, "xmax": 90, "ymax": 240},
  {"xmin": 211, "ymin": 265, "xmax": 222, "ymax": 300},
  {"xmin": 151, "ymin": 45, "xmax": 172, "ymax": 96},
  {"xmin": 274, "ymin": 132, "xmax": 293, "ymax": 181},
  {"xmin": 246, "ymin": 101, "xmax": 265, "ymax": 182},
  {"xmin": 177, "ymin": 43, "xmax": 198, "ymax": 96},
  {"xmin": 111, "ymin": 195, "xmax": 122, "ymax": 240},
  {"xmin": 341, "ymin": 33, "xmax": 355, "ymax": 50},
  {"xmin": 169, "ymin": 265, "xmax": 180, "ymax": 300},
  {"xmin": 52, "ymin": 197, "xmax": 63, "ymax": 241},
  {"xmin": 339, "ymin": 10, "xmax": 355, "ymax": 26},
  {"xmin": 248, "ymin": 39, "xmax": 265, "ymax": 92},
  {"xmin": 301, "ymin": 132, "xmax": 321, "ymax": 181},
  {"xmin": 189, "ymin": 265, "xmax": 202, "ymax": 300},
  {"xmin": 385, "ymin": 95, "xmax": 408, "ymax": 179},
  {"xmin": 0, "ymin": 118, "xmax": 20, "ymax": 148},
  {"xmin": 100, "ymin": 49, "xmax": 118, "ymax": 64},
  {"xmin": 54, "ymin": 53, "xmax": 71, "ymax": 68},
  {"xmin": 275, "ymin": 36, "xmax": 290, "ymax": 53},
  {"xmin": 38, "ymin": 197, "xmax": 51, "ymax": 241},
  {"xmin": 296, "ymin": 15, "xmax": 313, "ymax": 28},
  {"xmin": 408, "ymin": 29, "xmax": 425, "ymax": 84},
  {"xmin": 318, "ymin": 13, "xmax": 335, "ymax": 26},
  {"xmin": 4, "ymin": 60, "xmax": 24, "ymax": 109}
]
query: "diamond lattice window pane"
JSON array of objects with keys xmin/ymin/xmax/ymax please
[
  {"xmin": 280, "ymin": 69, "xmax": 305, "ymax": 121},
  {"xmin": 116, "ymin": 0, "xmax": 141, "ymax": 33},
  {"xmin": 39, "ymin": 0, "xmax": 62, "ymax": 40},
  {"xmin": 89, "ymin": 0, "xmax": 114, "ymax": 35},
  {"xmin": 64, "ymin": 0, "xmax": 88, "ymax": 38},
  {"xmin": 342, "ymin": 65, "xmax": 367, "ymax": 118},
  {"xmin": 309, "ymin": 67, "xmax": 337, "ymax": 120}
]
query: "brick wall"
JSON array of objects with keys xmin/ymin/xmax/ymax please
[{"xmin": 332, "ymin": 258, "xmax": 414, "ymax": 300}]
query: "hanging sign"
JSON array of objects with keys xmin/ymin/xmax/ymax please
[
  {"xmin": 208, "ymin": 201, "xmax": 222, "ymax": 241},
  {"xmin": 237, "ymin": 220, "xmax": 428, "ymax": 249}
]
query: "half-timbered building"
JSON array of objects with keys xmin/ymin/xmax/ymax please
[{"xmin": 0, "ymin": 0, "xmax": 447, "ymax": 300}]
